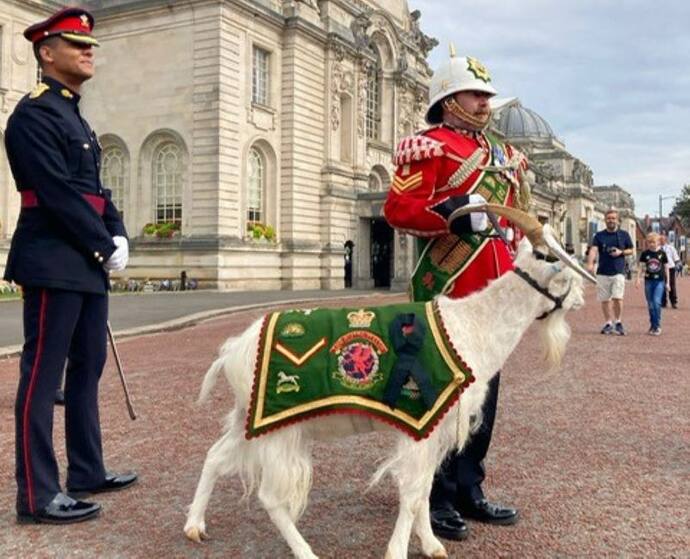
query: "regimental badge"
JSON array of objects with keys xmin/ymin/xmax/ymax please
[
  {"xmin": 29, "ymin": 83, "xmax": 50, "ymax": 99},
  {"xmin": 492, "ymin": 145, "xmax": 506, "ymax": 166},
  {"xmin": 61, "ymin": 88, "xmax": 74, "ymax": 99},
  {"xmin": 347, "ymin": 309, "xmax": 376, "ymax": 328},
  {"xmin": 331, "ymin": 331, "xmax": 388, "ymax": 390},
  {"xmin": 280, "ymin": 323, "xmax": 305, "ymax": 338},
  {"xmin": 80, "ymin": 14, "xmax": 90, "ymax": 28},
  {"xmin": 467, "ymin": 57, "xmax": 491, "ymax": 83},
  {"xmin": 276, "ymin": 371, "xmax": 300, "ymax": 394}
]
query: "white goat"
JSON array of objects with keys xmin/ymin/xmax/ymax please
[{"xmin": 184, "ymin": 206, "xmax": 595, "ymax": 559}]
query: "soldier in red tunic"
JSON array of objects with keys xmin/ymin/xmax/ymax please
[{"xmin": 384, "ymin": 46, "xmax": 529, "ymax": 541}]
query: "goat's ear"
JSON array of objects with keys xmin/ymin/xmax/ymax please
[{"xmin": 517, "ymin": 236, "xmax": 533, "ymax": 255}]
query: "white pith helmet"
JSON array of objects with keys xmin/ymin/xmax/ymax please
[{"xmin": 425, "ymin": 43, "xmax": 498, "ymax": 124}]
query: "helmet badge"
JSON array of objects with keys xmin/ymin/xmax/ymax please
[{"xmin": 467, "ymin": 57, "xmax": 491, "ymax": 83}]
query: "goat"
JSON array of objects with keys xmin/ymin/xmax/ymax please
[{"xmin": 184, "ymin": 204, "xmax": 596, "ymax": 559}]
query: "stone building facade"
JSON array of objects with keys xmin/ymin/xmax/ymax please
[
  {"xmin": 0, "ymin": 0, "xmax": 435, "ymax": 290},
  {"xmin": 0, "ymin": 0, "xmax": 637, "ymax": 289}
]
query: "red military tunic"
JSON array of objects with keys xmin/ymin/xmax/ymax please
[{"xmin": 383, "ymin": 124, "xmax": 528, "ymax": 300}]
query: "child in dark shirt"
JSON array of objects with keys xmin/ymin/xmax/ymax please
[{"xmin": 635, "ymin": 233, "xmax": 668, "ymax": 335}]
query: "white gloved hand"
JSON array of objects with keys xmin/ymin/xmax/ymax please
[
  {"xmin": 104, "ymin": 236, "xmax": 129, "ymax": 272},
  {"xmin": 467, "ymin": 193, "xmax": 488, "ymax": 232}
]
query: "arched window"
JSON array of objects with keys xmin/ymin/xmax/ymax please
[
  {"xmin": 366, "ymin": 54, "xmax": 382, "ymax": 140},
  {"xmin": 101, "ymin": 146, "xmax": 127, "ymax": 217},
  {"xmin": 247, "ymin": 147, "xmax": 264, "ymax": 228},
  {"xmin": 153, "ymin": 142, "xmax": 183, "ymax": 224}
]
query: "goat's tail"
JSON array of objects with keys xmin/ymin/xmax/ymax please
[
  {"xmin": 198, "ymin": 318, "xmax": 265, "ymax": 406},
  {"xmin": 198, "ymin": 353, "xmax": 228, "ymax": 403}
]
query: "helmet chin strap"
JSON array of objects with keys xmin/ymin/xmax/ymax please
[{"xmin": 442, "ymin": 97, "xmax": 491, "ymax": 130}]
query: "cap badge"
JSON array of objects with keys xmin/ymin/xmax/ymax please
[
  {"xmin": 29, "ymin": 83, "xmax": 50, "ymax": 99},
  {"xmin": 80, "ymin": 14, "xmax": 90, "ymax": 28},
  {"xmin": 467, "ymin": 57, "xmax": 491, "ymax": 83},
  {"xmin": 61, "ymin": 88, "xmax": 74, "ymax": 99},
  {"xmin": 347, "ymin": 309, "xmax": 376, "ymax": 328}
]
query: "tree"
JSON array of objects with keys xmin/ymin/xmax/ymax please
[{"xmin": 672, "ymin": 184, "xmax": 690, "ymax": 227}]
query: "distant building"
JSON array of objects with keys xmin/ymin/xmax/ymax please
[{"xmin": 491, "ymin": 98, "xmax": 636, "ymax": 259}]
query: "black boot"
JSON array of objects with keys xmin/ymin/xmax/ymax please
[
  {"xmin": 457, "ymin": 498, "xmax": 519, "ymax": 525},
  {"xmin": 430, "ymin": 506, "xmax": 469, "ymax": 540}
]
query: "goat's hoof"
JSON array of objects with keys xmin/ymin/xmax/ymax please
[
  {"xmin": 430, "ymin": 548, "xmax": 448, "ymax": 559},
  {"xmin": 185, "ymin": 526, "xmax": 208, "ymax": 543}
]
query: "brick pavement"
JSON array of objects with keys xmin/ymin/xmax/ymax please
[{"xmin": 0, "ymin": 284, "xmax": 688, "ymax": 558}]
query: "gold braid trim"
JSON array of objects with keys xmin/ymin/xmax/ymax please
[
  {"xmin": 442, "ymin": 98, "xmax": 491, "ymax": 130},
  {"xmin": 517, "ymin": 173, "xmax": 532, "ymax": 211}
]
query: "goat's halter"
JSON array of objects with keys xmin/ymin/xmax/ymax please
[{"xmin": 513, "ymin": 257, "xmax": 572, "ymax": 320}]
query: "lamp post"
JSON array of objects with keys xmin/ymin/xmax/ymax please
[
  {"xmin": 659, "ymin": 194, "xmax": 676, "ymax": 218},
  {"xmin": 658, "ymin": 194, "xmax": 677, "ymax": 233}
]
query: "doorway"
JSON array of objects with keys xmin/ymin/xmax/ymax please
[
  {"xmin": 370, "ymin": 218, "xmax": 393, "ymax": 288},
  {"xmin": 344, "ymin": 240, "xmax": 354, "ymax": 288}
]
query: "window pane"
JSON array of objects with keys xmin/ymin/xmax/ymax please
[
  {"xmin": 366, "ymin": 63, "xmax": 381, "ymax": 140},
  {"xmin": 247, "ymin": 148, "xmax": 264, "ymax": 227},
  {"xmin": 101, "ymin": 147, "xmax": 126, "ymax": 217},
  {"xmin": 153, "ymin": 142, "xmax": 183, "ymax": 225},
  {"xmin": 252, "ymin": 47, "xmax": 270, "ymax": 106}
]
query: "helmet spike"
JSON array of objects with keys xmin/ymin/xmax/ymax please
[{"xmin": 449, "ymin": 42, "xmax": 457, "ymax": 58}]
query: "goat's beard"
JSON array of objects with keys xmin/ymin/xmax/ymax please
[{"xmin": 539, "ymin": 311, "xmax": 571, "ymax": 371}]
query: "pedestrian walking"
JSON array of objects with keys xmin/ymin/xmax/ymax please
[
  {"xmin": 636, "ymin": 233, "xmax": 668, "ymax": 335},
  {"xmin": 659, "ymin": 235, "xmax": 680, "ymax": 309},
  {"xmin": 586, "ymin": 209, "xmax": 634, "ymax": 335}
]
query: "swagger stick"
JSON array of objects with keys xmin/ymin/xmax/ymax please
[{"xmin": 106, "ymin": 321, "xmax": 137, "ymax": 420}]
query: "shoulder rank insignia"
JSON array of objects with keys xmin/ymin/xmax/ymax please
[
  {"xmin": 29, "ymin": 83, "xmax": 50, "ymax": 99},
  {"xmin": 394, "ymin": 135, "xmax": 444, "ymax": 167},
  {"xmin": 392, "ymin": 170, "xmax": 423, "ymax": 194},
  {"xmin": 61, "ymin": 88, "xmax": 74, "ymax": 99}
]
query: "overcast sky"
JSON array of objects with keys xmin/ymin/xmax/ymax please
[{"xmin": 409, "ymin": 0, "xmax": 690, "ymax": 217}]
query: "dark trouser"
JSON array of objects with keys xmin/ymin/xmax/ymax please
[
  {"xmin": 15, "ymin": 288, "xmax": 108, "ymax": 514},
  {"xmin": 661, "ymin": 268, "xmax": 677, "ymax": 307},
  {"xmin": 430, "ymin": 372, "xmax": 501, "ymax": 510}
]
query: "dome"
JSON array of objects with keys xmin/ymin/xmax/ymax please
[{"xmin": 494, "ymin": 102, "xmax": 555, "ymax": 139}]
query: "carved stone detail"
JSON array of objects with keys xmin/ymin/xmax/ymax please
[
  {"xmin": 330, "ymin": 46, "xmax": 354, "ymax": 130},
  {"xmin": 407, "ymin": 10, "xmax": 438, "ymax": 58}
]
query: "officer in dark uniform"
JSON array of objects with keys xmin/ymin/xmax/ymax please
[{"xmin": 4, "ymin": 7, "xmax": 137, "ymax": 524}]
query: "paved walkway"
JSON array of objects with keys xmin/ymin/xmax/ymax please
[
  {"xmin": 0, "ymin": 288, "xmax": 402, "ymax": 356},
  {"xmin": 0, "ymin": 282, "xmax": 688, "ymax": 557}
]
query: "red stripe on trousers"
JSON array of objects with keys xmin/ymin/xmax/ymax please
[{"xmin": 22, "ymin": 289, "xmax": 48, "ymax": 514}]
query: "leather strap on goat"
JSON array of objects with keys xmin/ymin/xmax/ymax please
[{"xmin": 246, "ymin": 302, "xmax": 474, "ymax": 441}]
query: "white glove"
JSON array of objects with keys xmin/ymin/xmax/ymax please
[
  {"xmin": 468, "ymin": 194, "xmax": 488, "ymax": 232},
  {"xmin": 104, "ymin": 236, "xmax": 129, "ymax": 272}
]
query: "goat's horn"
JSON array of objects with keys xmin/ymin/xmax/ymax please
[
  {"xmin": 541, "ymin": 224, "xmax": 597, "ymax": 284},
  {"xmin": 448, "ymin": 203, "xmax": 544, "ymax": 245}
]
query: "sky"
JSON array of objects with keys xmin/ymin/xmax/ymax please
[{"xmin": 409, "ymin": 0, "xmax": 690, "ymax": 217}]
